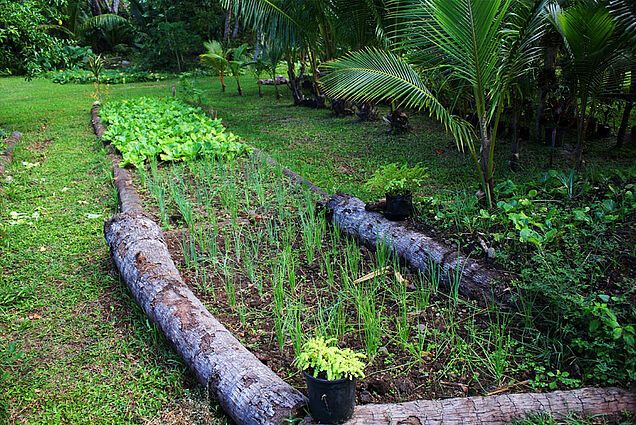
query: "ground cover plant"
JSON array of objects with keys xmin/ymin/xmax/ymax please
[
  {"xmin": 99, "ymin": 97, "xmax": 250, "ymax": 167},
  {"xmin": 51, "ymin": 68, "xmax": 171, "ymax": 85}
]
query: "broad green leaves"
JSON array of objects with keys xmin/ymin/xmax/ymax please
[{"xmin": 100, "ymin": 97, "xmax": 251, "ymax": 167}]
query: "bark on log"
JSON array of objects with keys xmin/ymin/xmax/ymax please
[
  {"xmin": 250, "ymin": 147, "xmax": 329, "ymax": 201},
  {"xmin": 326, "ymin": 193, "xmax": 512, "ymax": 305},
  {"xmin": 104, "ymin": 212, "xmax": 307, "ymax": 425},
  {"xmin": 91, "ymin": 102, "xmax": 141, "ymax": 213},
  {"xmin": 303, "ymin": 387, "xmax": 636, "ymax": 425},
  {"xmin": 0, "ymin": 131, "xmax": 22, "ymax": 175},
  {"xmin": 93, "ymin": 104, "xmax": 307, "ymax": 424}
]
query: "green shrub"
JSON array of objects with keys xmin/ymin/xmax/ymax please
[
  {"xmin": 416, "ymin": 166, "xmax": 636, "ymax": 385},
  {"xmin": 366, "ymin": 163, "xmax": 428, "ymax": 197},
  {"xmin": 52, "ymin": 68, "xmax": 169, "ymax": 85},
  {"xmin": 0, "ymin": 0, "xmax": 70, "ymax": 77}
]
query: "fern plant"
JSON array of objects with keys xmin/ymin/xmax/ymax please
[{"xmin": 295, "ymin": 337, "xmax": 366, "ymax": 381}]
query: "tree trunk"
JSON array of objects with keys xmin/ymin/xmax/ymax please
[
  {"xmin": 535, "ymin": 47, "xmax": 556, "ymax": 142},
  {"xmin": 286, "ymin": 54, "xmax": 304, "ymax": 105},
  {"xmin": 0, "ymin": 131, "xmax": 22, "ymax": 176},
  {"xmin": 92, "ymin": 104, "xmax": 307, "ymax": 425},
  {"xmin": 109, "ymin": 0, "xmax": 120, "ymax": 14},
  {"xmin": 510, "ymin": 104, "xmax": 521, "ymax": 171},
  {"xmin": 223, "ymin": 3, "xmax": 232, "ymax": 41},
  {"xmin": 237, "ymin": 78, "xmax": 242, "ymax": 96},
  {"xmin": 575, "ymin": 95, "xmax": 589, "ymax": 171},
  {"xmin": 616, "ymin": 100, "xmax": 634, "ymax": 148},
  {"xmin": 232, "ymin": 5, "xmax": 240, "ymax": 39},
  {"xmin": 219, "ymin": 72, "xmax": 226, "ymax": 92},
  {"xmin": 258, "ymin": 81, "xmax": 262, "ymax": 98},
  {"xmin": 325, "ymin": 193, "xmax": 512, "ymax": 306},
  {"xmin": 304, "ymin": 387, "xmax": 635, "ymax": 425},
  {"xmin": 309, "ymin": 51, "xmax": 326, "ymax": 108},
  {"xmin": 89, "ymin": 0, "xmax": 102, "ymax": 16},
  {"xmin": 616, "ymin": 63, "xmax": 635, "ymax": 148},
  {"xmin": 104, "ymin": 212, "xmax": 307, "ymax": 425},
  {"xmin": 253, "ymin": 25, "xmax": 262, "ymax": 60},
  {"xmin": 479, "ymin": 118, "xmax": 495, "ymax": 207}
]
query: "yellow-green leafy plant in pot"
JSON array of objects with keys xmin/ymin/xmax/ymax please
[{"xmin": 295, "ymin": 337, "xmax": 365, "ymax": 423}]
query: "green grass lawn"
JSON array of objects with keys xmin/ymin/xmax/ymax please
[{"xmin": 0, "ymin": 77, "xmax": 224, "ymax": 424}]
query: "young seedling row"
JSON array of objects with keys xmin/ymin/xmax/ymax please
[{"xmin": 136, "ymin": 154, "xmax": 558, "ymax": 404}]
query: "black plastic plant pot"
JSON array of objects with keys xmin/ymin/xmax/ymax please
[
  {"xmin": 384, "ymin": 193, "xmax": 413, "ymax": 221},
  {"xmin": 303, "ymin": 371, "xmax": 356, "ymax": 424}
]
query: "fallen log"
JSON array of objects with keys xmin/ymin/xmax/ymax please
[
  {"xmin": 304, "ymin": 387, "xmax": 636, "ymax": 425},
  {"xmin": 104, "ymin": 212, "xmax": 307, "ymax": 425},
  {"xmin": 91, "ymin": 102, "xmax": 141, "ymax": 213},
  {"xmin": 93, "ymin": 104, "xmax": 307, "ymax": 425},
  {"xmin": 0, "ymin": 131, "xmax": 22, "ymax": 175},
  {"xmin": 250, "ymin": 147, "xmax": 329, "ymax": 201},
  {"xmin": 326, "ymin": 193, "xmax": 512, "ymax": 305}
]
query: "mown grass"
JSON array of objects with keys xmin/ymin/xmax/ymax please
[{"xmin": 0, "ymin": 77, "xmax": 225, "ymax": 424}]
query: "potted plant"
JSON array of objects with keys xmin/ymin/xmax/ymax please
[
  {"xmin": 366, "ymin": 163, "xmax": 427, "ymax": 221},
  {"xmin": 295, "ymin": 337, "xmax": 366, "ymax": 424}
]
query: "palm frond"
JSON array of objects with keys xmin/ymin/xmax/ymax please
[
  {"xmin": 77, "ymin": 13, "xmax": 127, "ymax": 35},
  {"xmin": 609, "ymin": 0, "xmax": 636, "ymax": 45},
  {"xmin": 40, "ymin": 24, "xmax": 77, "ymax": 39},
  {"xmin": 550, "ymin": 2, "xmax": 624, "ymax": 97},
  {"xmin": 200, "ymin": 41, "xmax": 229, "ymax": 72},
  {"xmin": 220, "ymin": 0, "xmax": 300, "ymax": 47},
  {"xmin": 321, "ymin": 48, "xmax": 473, "ymax": 150}
]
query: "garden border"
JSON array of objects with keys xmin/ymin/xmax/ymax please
[
  {"xmin": 0, "ymin": 131, "xmax": 23, "ymax": 176},
  {"xmin": 92, "ymin": 103, "xmax": 636, "ymax": 425}
]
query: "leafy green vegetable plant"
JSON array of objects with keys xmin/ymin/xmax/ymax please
[
  {"xmin": 295, "ymin": 337, "xmax": 366, "ymax": 381},
  {"xmin": 52, "ymin": 68, "xmax": 169, "ymax": 85},
  {"xmin": 100, "ymin": 97, "xmax": 250, "ymax": 167}
]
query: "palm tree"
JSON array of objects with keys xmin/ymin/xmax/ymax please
[
  {"xmin": 548, "ymin": 1, "xmax": 630, "ymax": 169},
  {"xmin": 228, "ymin": 43, "xmax": 250, "ymax": 95},
  {"xmin": 42, "ymin": 0, "xmax": 126, "ymax": 42},
  {"xmin": 321, "ymin": 0, "xmax": 547, "ymax": 207},
  {"xmin": 253, "ymin": 43, "xmax": 285, "ymax": 99},
  {"xmin": 200, "ymin": 40, "xmax": 230, "ymax": 92}
]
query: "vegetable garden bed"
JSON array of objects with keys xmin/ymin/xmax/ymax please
[
  {"xmin": 95, "ymin": 97, "xmax": 635, "ymax": 424},
  {"xmin": 136, "ymin": 154, "xmax": 538, "ymax": 403}
]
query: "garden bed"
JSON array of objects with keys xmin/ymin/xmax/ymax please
[
  {"xmin": 95, "ymin": 97, "xmax": 635, "ymax": 423},
  {"xmin": 134, "ymin": 155, "xmax": 548, "ymax": 404}
]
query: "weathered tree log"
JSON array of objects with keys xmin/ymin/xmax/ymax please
[
  {"xmin": 94, "ymin": 104, "xmax": 307, "ymax": 425},
  {"xmin": 304, "ymin": 387, "xmax": 636, "ymax": 425},
  {"xmin": 104, "ymin": 213, "xmax": 307, "ymax": 425},
  {"xmin": 326, "ymin": 193, "xmax": 512, "ymax": 305},
  {"xmin": 0, "ymin": 131, "xmax": 22, "ymax": 175},
  {"xmin": 250, "ymin": 147, "xmax": 329, "ymax": 201},
  {"xmin": 91, "ymin": 102, "xmax": 141, "ymax": 213}
]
